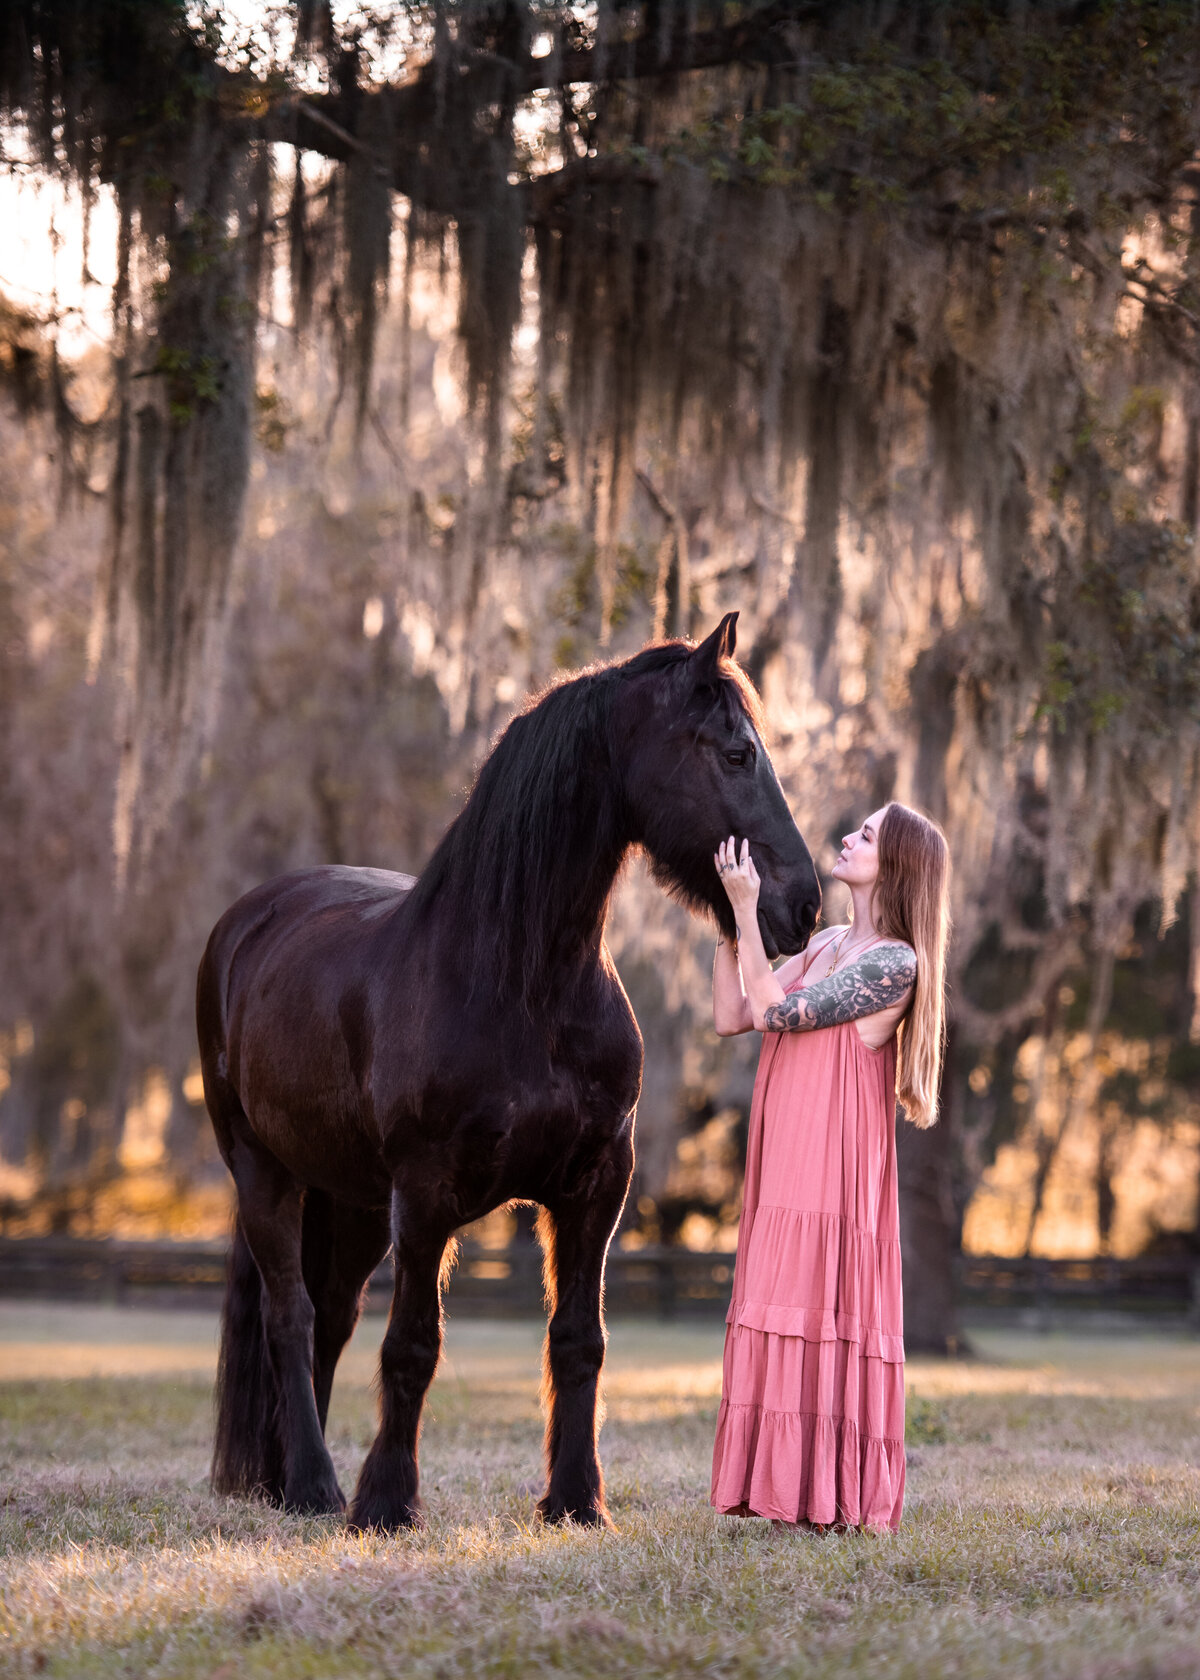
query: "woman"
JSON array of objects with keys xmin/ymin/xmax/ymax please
[{"xmin": 709, "ymin": 802, "xmax": 950, "ymax": 1533}]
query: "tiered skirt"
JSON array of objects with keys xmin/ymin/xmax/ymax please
[{"xmin": 710, "ymin": 1205, "xmax": 906, "ymax": 1531}]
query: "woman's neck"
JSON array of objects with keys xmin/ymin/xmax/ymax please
[{"xmin": 845, "ymin": 883, "xmax": 880, "ymax": 941}]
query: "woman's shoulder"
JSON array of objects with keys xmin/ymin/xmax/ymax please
[
  {"xmin": 862, "ymin": 937, "xmax": 917, "ymax": 978},
  {"xmin": 823, "ymin": 932, "xmax": 916, "ymax": 973},
  {"xmin": 872, "ymin": 936, "xmax": 915, "ymax": 956}
]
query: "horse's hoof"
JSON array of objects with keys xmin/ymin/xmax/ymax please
[
  {"xmin": 283, "ymin": 1479, "xmax": 346, "ymax": 1517},
  {"xmin": 345, "ymin": 1497, "xmax": 426, "ymax": 1534},
  {"xmin": 536, "ymin": 1496, "xmax": 615, "ymax": 1532}
]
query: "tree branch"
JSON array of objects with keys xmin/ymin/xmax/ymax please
[
  {"xmin": 952, "ymin": 934, "xmax": 1084, "ymax": 1046},
  {"xmin": 254, "ymin": 1, "xmax": 824, "ymax": 208},
  {"xmin": 531, "ymin": 0, "xmax": 821, "ymax": 88}
]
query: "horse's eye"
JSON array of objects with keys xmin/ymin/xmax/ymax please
[{"xmin": 725, "ymin": 748, "xmax": 751, "ymax": 768}]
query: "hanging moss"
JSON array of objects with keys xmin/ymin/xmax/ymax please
[
  {"xmin": 5, "ymin": 0, "xmax": 1200, "ymax": 932},
  {"xmin": 343, "ymin": 90, "xmax": 394, "ymax": 435}
]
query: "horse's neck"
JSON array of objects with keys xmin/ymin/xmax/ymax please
[
  {"xmin": 535, "ymin": 813, "xmax": 630, "ymax": 974},
  {"xmin": 419, "ymin": 728, "xmax": 632, "ymax": 996},
  {"xmin": 511, "ymin": 701, "xmax": 631, "ymax": 976}
]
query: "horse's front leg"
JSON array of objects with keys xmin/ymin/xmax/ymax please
[
  {"xmin": 537, "ymin": 1118, "xmax": 635, "ymax": 1528},
  {"xmin": 346, "ymin": 1195, "xmax": 452, "ymax": 1532}
]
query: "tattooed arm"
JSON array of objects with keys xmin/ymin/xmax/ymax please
[{"xmin": 761, "ymin": 944, "xmax": 917, "ymax": 1033}]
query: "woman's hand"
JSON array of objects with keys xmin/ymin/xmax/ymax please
[
  {"xmin": 713, "ymin": 836, "xmax": 787, "ymax": 1030},
  {"xmin": 714, "ymin": 835, "xmax": 761, "ymax": 932}
]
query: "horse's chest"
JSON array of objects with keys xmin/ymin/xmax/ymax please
[
  {"xmin": 431, "ymin": 1033, "xmax": 639, "ymax": 1143},
  {"xmin": 384, "ymin": 1002, "xmax": 641, "ymax": 1211},
  {"xmin": 452, "ymin": 1066, "xmax": 634, "ymax": 1211},
  {"xmin": 406, "ymin": 979, "xmax": 641, "ymax": 1116}
]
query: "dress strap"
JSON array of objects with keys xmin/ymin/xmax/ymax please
[
  {"xmin": 790, "ymin": 930, "xmax": 903, "ymax": 993},
  {"xmin": 841, "ymin": 932, "xmax": 892, "ymax": 957}
]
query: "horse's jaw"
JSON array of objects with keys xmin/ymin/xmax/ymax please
[{"xmin": 758, "ymin": 910, "xmax": 781, "ymax": 961}]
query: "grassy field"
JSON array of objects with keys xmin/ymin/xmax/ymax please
[{"xmin": 1, "ymin": 1305, "xmax": 1198, "ymax": 1679}]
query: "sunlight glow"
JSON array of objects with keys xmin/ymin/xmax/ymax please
[
  {"xmin": 363, "ymin": 595, "xmax": 385, "ymax": 638},
  {"xmin": 0, "ymin": 133, "xmax": 118, "ymax": 354}
]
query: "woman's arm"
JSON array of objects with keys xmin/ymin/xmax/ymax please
[
  {"xmin": 761, "ymin": 944, "xmax": 916, "ymax": 1033},
  {"xmin": 714, "ymin": 837, "xmax": 788, "ymax": 1031},
  {"xmin": 712, "ymin": 935, "xmax": 753, "ymax": 1035},
  {"xmin": 711, "ymin": 889, "xmax": 822, "ymax": 1035}
]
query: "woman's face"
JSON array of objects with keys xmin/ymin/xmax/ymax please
[{"xmin": 830, "ymin": 806, "xmax": 889, "ymax": 888}]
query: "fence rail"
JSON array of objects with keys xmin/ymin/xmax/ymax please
[{"xmin": 0, "ymin": 1236, "xmax": 1197, "ymax": 1325}]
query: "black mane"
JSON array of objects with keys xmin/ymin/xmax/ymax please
[{"xmin": 407, "ymin": 639, "xmax": 762, "ymax": 1000}]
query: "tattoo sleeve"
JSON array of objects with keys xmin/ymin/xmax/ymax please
[{"xmin": 761, "ymin": 944, "xmax": 917, "ymax": 1033}]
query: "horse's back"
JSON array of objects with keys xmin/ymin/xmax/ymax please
[
  {"xmin": 197, "ymin": 866, "xmax": 419, "ymax": 1198},
  {"xmin": 198, "ymin": 865, "xmax": 416, "ymax": 1048},
  {"xmin": 220, "ymin": 864, "xmax": 416, "ymax": 924}
]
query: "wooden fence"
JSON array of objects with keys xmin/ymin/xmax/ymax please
[{"xmin": 0, "ymin": 1236, "xmax": 1197, "ymax": 1325}]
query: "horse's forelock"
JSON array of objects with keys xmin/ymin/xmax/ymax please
[
  {"xmin": 614, "ymin": 637, "xmax": 769, "ymax": 745},
  {"xmin": 715, "ymin": 656, "xmax": 769, "ymax": 745}
]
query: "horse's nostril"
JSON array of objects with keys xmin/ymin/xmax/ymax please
[{"xmin": 795, "ymin": 896, "xmax": 820, "ymax": 935}]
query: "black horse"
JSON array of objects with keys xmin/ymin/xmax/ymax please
[{"xmin": 198, "ymin": 613, "xmax": 819, "ymax": 1531}]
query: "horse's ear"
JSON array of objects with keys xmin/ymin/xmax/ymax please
[{"xmin": 690, "ymin": 612, "xmax": 738, "ymax": 683}]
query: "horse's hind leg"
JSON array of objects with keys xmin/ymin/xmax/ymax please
[
  {"xmin": 347, "ymin": 1196, "xmax": 453, "ymax": 1532},
  {"xmin": 212, "ymin": 1211, "xmax": 285, "ymax": 1504},
  {"xmin": 537, "ymin": 1121, "xmax": 635, "ymax": 1528},
  {"xmin": 302, "ymin": 1192, "xmax": 390, "ymax": 1432},
  {"xmin": 230, "ymin": 1141, "xmax": 345, "ymax": 1514}
]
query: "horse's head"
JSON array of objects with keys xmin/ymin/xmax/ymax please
[{"xmin": 617, "ymin": 613, "xmax": 821, "ymax": 958}]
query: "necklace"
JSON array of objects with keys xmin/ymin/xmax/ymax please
[{"xmin": 826, "ymin": 927, "xmax": 876, "ymax": 975}]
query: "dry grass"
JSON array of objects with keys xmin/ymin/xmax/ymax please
[{"xmin": 1, "ymin": 1308, "xmax": 1198, "ymax": 1679}]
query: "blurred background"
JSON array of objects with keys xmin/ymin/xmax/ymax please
[{"xmin": 1, "ymin": 0, "xmax": 1199, "ymax": 1350}]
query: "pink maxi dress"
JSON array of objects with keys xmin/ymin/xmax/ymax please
[{"xmin": 710, "ymin": 938, "xmax": 907, "ymax": 1530}]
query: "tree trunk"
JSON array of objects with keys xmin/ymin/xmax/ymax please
[
  {"xmin": 901, "ymin": 596, "xmax": 969, "ymax": 1354},
  {"xmin": 896, "ymin": 1101, "xmax": 965, "ymax": 1355}
]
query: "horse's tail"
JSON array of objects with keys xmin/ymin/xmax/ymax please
[{"xmin": 211, "ymin": 1216, "xmax": 285, "ymax": 1503}]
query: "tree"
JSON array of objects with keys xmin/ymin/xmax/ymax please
[{"xmin": 4, "ymin": 1, "xmax": 1200, "ymax": 1341}]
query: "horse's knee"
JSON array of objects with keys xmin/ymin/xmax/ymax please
[
  {"xmin": 379, "ymin": 1326, "xmax": 440, "ymax": 1403},
  {"xmin": 262, "ymin": 1286, "xmax": 315, "ymax": 1351},
  {"xmin": 547, "ymin": 1318, "xmax": 606, "ymax": 1383}
]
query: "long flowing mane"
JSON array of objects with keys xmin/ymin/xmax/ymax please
[{"xmin": 406, "ymin": 640, "xmax": 766, "ymax": 1001}]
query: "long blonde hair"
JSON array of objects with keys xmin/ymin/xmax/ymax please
[{"xmin": 872, "ymin": 803, "xmax": 951, "ymax": 1128}]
